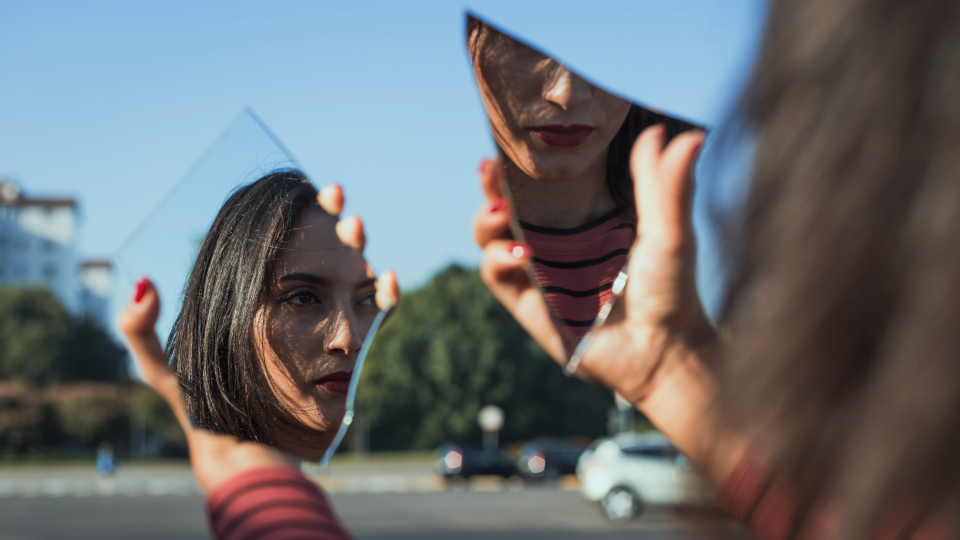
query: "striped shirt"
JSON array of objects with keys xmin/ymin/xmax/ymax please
[
  {"xmin": 207, "ymin": 466, "xmax": 351, "ymax": 540},
  {"xmin": 519, "ymin": 209, "xmax": 637, "ymax": 354},
  {"xmin": 721, "ymin": 456, "xmax": 957, "ymax": 540}
]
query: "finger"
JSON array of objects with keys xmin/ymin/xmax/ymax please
[
  {"xmin": 474, "ymin": 197, "xmax": 514, "ymax": 248},
  {"xmin": 480, "ymin": 240, "xmax": 567, "ymax": 362},
  {"xmin": 479, "ymin": 239, "xmax": 533, "ymax": 301},
  {"xmin": 479, "ymin": 157, "xmax": 505, "ymax": 202},
  {"xmin": 375, "ymin": 270, "xmax": 400, "ymax": 310},
  {"xmin": 656, "ymin": 130, "xmax": 704, "ymax": 247},
  {"xmin": 631, "ymin": 124, "xmax": 666, "ymax": 233},
  {"xmin": 318, "ymin": 184, "xmax": 344, "ymax": 217},
  {"xmin": 336, "ymin": 215, "xmax": 366, "ymax": 251},
  {"xmin": 631, "ymin": 125, "xmax": 702, "ymax": 253},
  {"xmin": 118, "ymin": 277, "xmax": 161, "ymax": 337}
]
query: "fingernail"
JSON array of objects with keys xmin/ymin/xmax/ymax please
[
  {"xmin": 508, "ymin": 242, "xmax": 529, "ymax": 258},
  {"xmin": 489, "ymin": 198, "xmax": 507, "ymax": 213},
  {"xmin": 478, "ymin": 158, "xmax": 489, "ymax": 174},
  {"xmin": 134, "ymin": 277, "xmax": 148, "ymax": 303}
]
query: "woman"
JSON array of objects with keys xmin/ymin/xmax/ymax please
[
  {"xmin": 475, "ymin": 0, "xmax": 960, "ymax": 537},
  {"xmin": 468, "ymin": 16, "xmax": 694, "ymax": 354},
  {"xmin": 121, "ymin": 171, "xmax": 398, "ymax": 538},
  {"xmin": 164, "ymin": 169, "xmax": 380, "ymax": 461}
]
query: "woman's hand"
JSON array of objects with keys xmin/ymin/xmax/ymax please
[
  {"xmin": 119, "ymin": 277, "xmax": 293, "ymax": 494},
  {"xmin": 473, "ymin": 126, "xmax": 744, "ymax": 485},
  {"xmin": 474, "ymin": 160, "xmax": 568, "ymax": 362}
]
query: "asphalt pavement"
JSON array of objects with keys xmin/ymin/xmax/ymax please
[{"xmin": 0, "ymin": 462, "xmax": 751, "ymax": 540}]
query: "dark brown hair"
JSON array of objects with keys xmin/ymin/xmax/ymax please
[
  {"xmin": 718, "ymin": 0, "xmax": 960, "ymax": 536},
  {"xmin": 167, "ymin": 169, "xmax": 319, "ymax": 445},
  {"xmin": 465, "ymin": 15, "xmax": 699, "ymax": 217}
]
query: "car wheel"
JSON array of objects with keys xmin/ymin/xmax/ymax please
[{"xmin": 600, "ymin": 487, "xmax": 641, "ymax": 521}]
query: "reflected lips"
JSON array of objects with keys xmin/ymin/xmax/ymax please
[
  {"xmin": 529, "ymin": 125, "xmax": 594, "ymax": 147},
  {"xmin": 315, "ymin": 370, "xmax": 353, "ymax": 394}
]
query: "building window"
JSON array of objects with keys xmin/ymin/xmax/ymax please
[{"xmin": 43, "ymin": 264, "xmax": 57, "ymax": 280}]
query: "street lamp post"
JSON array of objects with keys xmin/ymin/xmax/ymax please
[{"xmin": 478, "ymin": 404, "xmax": 504, "ymax": 452}]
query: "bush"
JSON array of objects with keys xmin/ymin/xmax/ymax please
[
  {"xmin": 47, "ymin": 383, "xmax": 129, "ymax": 451},
  {"xmin": 0, "ymin": 380, "xmax": 59, "ymax": 455}
]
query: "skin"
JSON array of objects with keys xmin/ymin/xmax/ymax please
[
  {"xmin": 470, "ymin": 27, "xmax": 632, "ymax": 228},
  {"xmin": 254, "ymin": 208, "xmax": 379, "ymax": 460},
  {"xmin": 119, "ymin": 187, "xmax": 400, "ymax": 494},
  {"xmin": 474, "ymin": 126, "xmax": 748, "ymax": 488}
]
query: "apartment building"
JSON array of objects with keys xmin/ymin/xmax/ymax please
[{"xmin": 0, "ymin": 180, "xmax": 112, "ymax": 328}]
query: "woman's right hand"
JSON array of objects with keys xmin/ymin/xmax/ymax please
[
  {"xmin": 119, "ymin": 277, "xmax": 294, "ymax": 494},
  {"xmin": 474, "ymin": 126, "xmax": 744, "ymax": 485}
]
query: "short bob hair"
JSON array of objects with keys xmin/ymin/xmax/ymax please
[
  {"xmin": 167, "ymin": 169, "xmax": 319, "ymax": 444},
  {"xmin": 465, "ymin": 14, "xmax": 699, "ymax": 217}
]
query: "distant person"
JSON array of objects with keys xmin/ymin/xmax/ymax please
[
  {"xmin": 474, "ymin": 0, "xmax": 960, "ymax": 538},
  {"xmin": 120, "ymin": 177, "xmax": 397, "ymax": 539},
  {"xmin": 95, "ymin": 442, "xmax": 115, "ymax": 476}
]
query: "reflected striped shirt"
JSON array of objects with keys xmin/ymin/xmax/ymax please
[{"xmin": 520, "ymin": 209, "xmax": 636, "ymax": 354}]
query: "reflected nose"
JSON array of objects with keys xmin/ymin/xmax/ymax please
[
  {"xmin": 543, "ymin": 66, "xmax": 593, "ymax": 111},
  {"xmin": 324, "ymin": 310, "xmax": 364, "ymax": 356}
]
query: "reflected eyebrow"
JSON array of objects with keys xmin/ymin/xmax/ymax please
[
  {"xmin": 355, "ymin": 278, "xmax": 377, "ymax": 290},
  {"xmin": 278, "ymin": 273, "xmax": 330, "ymax": 286}
]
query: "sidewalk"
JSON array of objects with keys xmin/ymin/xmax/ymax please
[{"xmin": 0, "ymin": 459, "xmax": 581, "ymax": 498}]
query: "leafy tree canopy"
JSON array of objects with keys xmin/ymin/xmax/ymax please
[
  {"xmin": 359, "ymin": 265, "xmax": 613, "ymax": 451},
  {"xmin": 0, "ymin": 288, "xmax": 126, "ymax": 385}
]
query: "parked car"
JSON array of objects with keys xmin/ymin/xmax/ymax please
[
  {"xmin": 577, "ymin": 432, "xmax": 715, "ymax": 521},
  {"xmin": 515, "ymin": 437, "xmax": 589, "ymax": 480},
  {"xmin": 434, "ymin": 443, "xmax": 517, "ymax": 478}
]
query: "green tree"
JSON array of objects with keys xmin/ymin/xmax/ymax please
[
  {"xmin": 0, "ymin": 288, "xmax": 126, "ymax": 384},
  {"xmin": 0, "ymin": 288, "xmax": 73, "ymax": 384},
  {"xmin": 359, "ymin": 264, "xmax": 613, "ymax": 450}
]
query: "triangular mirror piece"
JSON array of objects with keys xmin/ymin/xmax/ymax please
[{"xmin": 114, "ymin": 109, "xmax": 389, "ymax": 464}]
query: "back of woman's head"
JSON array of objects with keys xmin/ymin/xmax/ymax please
[
  {"xmin": 720, "ymin": 0, "xmax": 960, "ymax": 535},
  {"xmin": 167, "ymin": 169, "xmax": 318, "ymax": 444}
]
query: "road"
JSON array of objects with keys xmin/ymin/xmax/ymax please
[{"xmin": 0, "ymin": 463, "xmax": 750, "ymax": 540}]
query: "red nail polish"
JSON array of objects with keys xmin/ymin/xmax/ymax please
[
  {"xmin": 134, "ymin": 278, "xmax": 148, "ymax": 303},
  {"xmin": 508, "ymin": 243, "xmax": 529, "ymax": 258},
  {"xmin": 489, "ymin": 199, "xmax": 507, "ymax": 213}
]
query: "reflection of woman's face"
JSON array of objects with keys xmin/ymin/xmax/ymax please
[
  {"xmin": 253, "ymin": 209, "xmax": 378, "ymax": 458},
  {"xmin": 472, "ymin": 29, "xmax": 631, "ymax": 183}
]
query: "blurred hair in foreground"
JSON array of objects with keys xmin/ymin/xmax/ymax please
[{"xmin": 716, "ymin": 0, "xmax": 960, "ymax": 536}]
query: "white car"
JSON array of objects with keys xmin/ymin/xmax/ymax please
[{"xmin": 577, "ymin": 432, "xmax": 715, "ymax": 521}]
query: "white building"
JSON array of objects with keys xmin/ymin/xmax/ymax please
[{"xmin": 0, "ymin": 180, "xmax": 112, "ymax": 328}]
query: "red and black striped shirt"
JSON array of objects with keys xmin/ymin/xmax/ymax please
[
  {"xmin": 520, "ymin": 209, "xmax": 637, "ymax": 354},
  {"xmin": 207, "ymin": 466, "xmax": 351, "ymax": 540}
]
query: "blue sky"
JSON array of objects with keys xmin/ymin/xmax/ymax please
[{"xmin": 0, "ymin": 1, "xmax": 766, "ymax": 319}]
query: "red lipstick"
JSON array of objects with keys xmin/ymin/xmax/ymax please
[
  {"xmin": 529, "ymin": 125, "xmax": 594, "ymax": 147},
  {"xmin": 314, "ymin": 370, "xmax": 353, "ymax": 394}
]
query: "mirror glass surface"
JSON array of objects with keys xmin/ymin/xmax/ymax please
[
  {"xmin": 114, "ymin": 109, "xmax": 389, "ymax": 463},
  {"xmin": 466, "ymin": 16, "xmax": 701, "ymax": 364}
]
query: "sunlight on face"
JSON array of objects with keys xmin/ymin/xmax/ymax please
[
  {"xmin": 471, "ymin": 28, "xmax": 631, "ymax": 183},
  {"xmin": 252, "ymin": 209, "xmax": 378, "ymax": 459}
]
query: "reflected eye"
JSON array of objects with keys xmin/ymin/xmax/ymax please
[
  {"xmin": 283, "ymin": 289, "xmax": 320, "ymax": 306},
  {"xmin": 358, "ymin": 293, "xmax": 377, "ymax": 307}
]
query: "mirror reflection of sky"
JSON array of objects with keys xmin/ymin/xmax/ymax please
[
  {"xmin": 0, "ymin": 1, "xmax": 766, "ymax": 325},
  {"xmin": 114, "ymin": 111, "xmax": 298, "ymax": 343}
]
